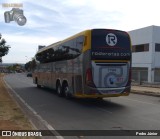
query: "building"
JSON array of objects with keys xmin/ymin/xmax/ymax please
[{"xmin": 128, "ymin": 25, "xmax": 160, "ymax": 83}]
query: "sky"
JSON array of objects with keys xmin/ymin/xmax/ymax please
[{"xmin": 0, "ymin": 0, "xmax": 160, "ymax": 63}]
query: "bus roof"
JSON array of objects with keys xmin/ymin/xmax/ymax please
[
  {"xmin": 37, "ymin": 29, "xmax": 90, "ymax": 54},
  {"xmin": 36, "ymin": 28, "xmax": 129, "ymax": 54}
]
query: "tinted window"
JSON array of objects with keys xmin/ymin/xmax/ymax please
[
  {"xmin": 132, "ymin": 44, "xmax": 149, "ymax": 52},
  {"xmin": 155, "ymin": 43, "xmax": 160, "ymax": 52},
  {"xmin": 36, "ymin": 36, "xmax": 85, "ymax": 63},
  {"xmin": 91, "ymin": 29, "xmax": 131, "ymax": 60}
]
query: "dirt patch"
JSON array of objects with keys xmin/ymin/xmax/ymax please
[{"xmin": 0, "ymin": 74, "xmax": 40, "ymax": 139}]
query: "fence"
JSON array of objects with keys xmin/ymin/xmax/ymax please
[
  {"xmin": 132, "ymin": 69, "xmax": 148, "ymax": 84},
  {"xmin": 132, "ymin": 67, "xmax": 160, "ymax": 85},
  {"xmin": 154, "ymin": 68, "xmax": 160, "ymax": 82}
]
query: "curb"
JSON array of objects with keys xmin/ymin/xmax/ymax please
[
  {"xmin": 3, "ymin": 76, "xmax": 64, "ymax": 139},
  {"xmin": 131, "ymin": 90, "xmax": 160, "ymax": 97}
]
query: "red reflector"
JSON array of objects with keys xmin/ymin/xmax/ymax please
[
  {"xmin": 86, "ymin": 68, "xmax": 92, "ymax": 81},
  {"xmin": 86, "ymin": 68, "xmax": 95, "ymax": 87}
]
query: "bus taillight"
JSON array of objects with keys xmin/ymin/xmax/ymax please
[{"xmin": 86, "ymin": 68, "xmax": 95, "ymax": 87}]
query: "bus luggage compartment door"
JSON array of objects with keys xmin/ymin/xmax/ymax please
[{"xmin": 91, "ymin": 61, "xmax": 129, "ymax": 93}]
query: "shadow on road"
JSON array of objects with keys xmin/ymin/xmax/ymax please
[{"xmin": 15, "ymin": 86, "xmax": 126, "ymax": 113}]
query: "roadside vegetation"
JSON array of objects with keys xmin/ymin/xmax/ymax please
[
  {"xmin": 0, "ymin": 33, "xmax": 10, "ymax": 63},
  {"xmin": 0, "ymin": 73, "xmax": 40, "ymax": 139}
]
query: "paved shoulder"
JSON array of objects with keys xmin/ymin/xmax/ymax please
[
  {"xmin": 131, "ymin": 86, "xmax": 160, "ymax": 97},
  {"xmin": 0, "ymin": 74, "xmax": 35, "ymax": 131}
]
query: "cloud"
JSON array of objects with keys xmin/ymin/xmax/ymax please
[
  {"xmin": 1, "ymin": 0, "xmax": 160, "ymax": 63},
  {"xmin": 22, "ymin": 0, "xmax": 124, "ymax": 35},
  {"xmin": 2, "ymin": 33, "xmax": 59, "ymax": 63},
  {"xmin": 3, "ymin": 33, "xmax": 58, "ymax": 44}
]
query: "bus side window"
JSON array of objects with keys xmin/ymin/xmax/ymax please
[{"xmin": 76, "ymin": 36, "xmax": 85, "ymax": 52}]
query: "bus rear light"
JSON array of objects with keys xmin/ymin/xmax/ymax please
[
  {"xmin": 86, "ymin": 68, "xmax": 95, "ymax": 87},
  {"xmin": 86, "ymin": 68, "xmax": 92, "ymax": 81}
]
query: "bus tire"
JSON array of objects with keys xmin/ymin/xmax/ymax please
[
  {"xmin": 37, "ymin": 84, "xmax": 41, "ymax": 88},
  {"xmin": 96, "ymin": 97, "xmax": 103, "ymax": 101},
  {"xmin": 56, "ymin": 82, "xmax": 63, "ymax": 97},
  {"xmin": 36, "ymin": 78, "xmax": 41, "ymax": 88},
  {"xmin": 62, "ymin": 83, "xmax": 71, "ymax": 99}
]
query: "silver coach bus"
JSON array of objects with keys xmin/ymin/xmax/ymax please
[{"xmin": 33, "ymin": 29, "xmax": 132, "ymax": 98}]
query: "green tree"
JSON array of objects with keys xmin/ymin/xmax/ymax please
[
  {"xmin": 0, "ymin": 34, "xmax": 10, "ymax": 62},
  {"xmin": 25, "ymin": 61, "xmax": 31, "ymax": 71},
  {"xmin": 25, "ymin": 58, "xmax": 36, "ymax": 72}
]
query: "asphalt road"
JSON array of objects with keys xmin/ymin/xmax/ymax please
[{"xmin": 4, "ymin": 73, "xmax": 160, "ymax": 139}]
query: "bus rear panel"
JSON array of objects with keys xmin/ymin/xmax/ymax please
[
  {"xmin": 33, "ymin": 29, "xmax": 131, "ymax": 98},
  {"xmin": 76, "ymin": 29, "xmax": 131, "ymax": 98}
]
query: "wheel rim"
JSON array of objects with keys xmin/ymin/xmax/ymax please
[
  {"xmin": 64, "ymin": 86, "xmax": 69, "ymax": 96},
  {"xmin": 57, "ymin": 85, "xmax": 61, "ymax": 94}
]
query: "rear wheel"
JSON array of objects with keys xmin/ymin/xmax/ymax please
[
  {"xmin": 36, "ymin": 78, "xmax": 41, "ymax": 88},
  {"xmin": 96, "ymin": 97, "xmax": 103, "ymax": 100},
  {"xmin": 56, "ymin": 82, "xmax": 63, "ymax": 97},
  {"xmin": 62, "ymin": 83, "xmax": 71, "ymax": 99},
  {"xmin": 37, "ymin": 84, "xmax": 41, "ymax": 88}
]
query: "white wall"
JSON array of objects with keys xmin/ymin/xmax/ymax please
[
  {"xmin": 132, "ymin": 52, "xmax": 151, "ymax": 65},
  {"xmin": 152, "ymin": 26, "xmax": 160, "ymax": 43},
  {"xmin": 152, "ymin": 26, "xmax": 160, "ymax": 68},
  {"xmin": 154, "ymin": 53, "xmax": 160, "ymax": 67},
  {"xmin": 129, "ymin": 26, "xmax": 153, "ymax": 70},
  {"xmin": 129, "ymin": 25, "xmax": 160, "ymax": 82},
  {"xmin": 129, "ymin": 26, "xmax": 153, "ymax": 45}
]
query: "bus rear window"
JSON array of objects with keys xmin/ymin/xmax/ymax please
[{"xmin": 91, "ymin": 29, "xmax": 131, "ymax": 60}]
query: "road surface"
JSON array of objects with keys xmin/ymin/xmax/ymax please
[{"xmin": 4, "ymin": 73, "xmax": 160, "ymax": 139}]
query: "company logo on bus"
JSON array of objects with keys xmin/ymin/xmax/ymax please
[{"xmin": 106, "ymin": 33, "xmax": 117, "ymax": 46}]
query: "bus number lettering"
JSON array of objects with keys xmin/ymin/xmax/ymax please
[
  {"xmin": 117, "ymin": 77, "xmax": 123, "ymax": 82},
  {"xmin": 108, "ymin": 68, "xmax": 117, "ymax": 72}
]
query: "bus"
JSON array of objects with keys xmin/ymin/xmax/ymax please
[{"xmin": 33, "ymin": 29, "xmax": 132, "ymax": 98}]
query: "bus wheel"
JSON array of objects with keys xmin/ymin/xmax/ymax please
[
  {"xmin": 37, "ymin": 84, "xmax": 41, "ymax": 88},
  {"xmin": 56, "ymin": 83, "xmax": 63, "ymax": 97},
  {"xmin": 96, "ymin": 97, "xmax": 103, "ymax": 101},
  {"xmin": 62, "ymin": 83, "xmax": 71, "ymax": 99},
  {"xmin": 36, "ymin": 78, "xmax": 41, "ymax": 88}
]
